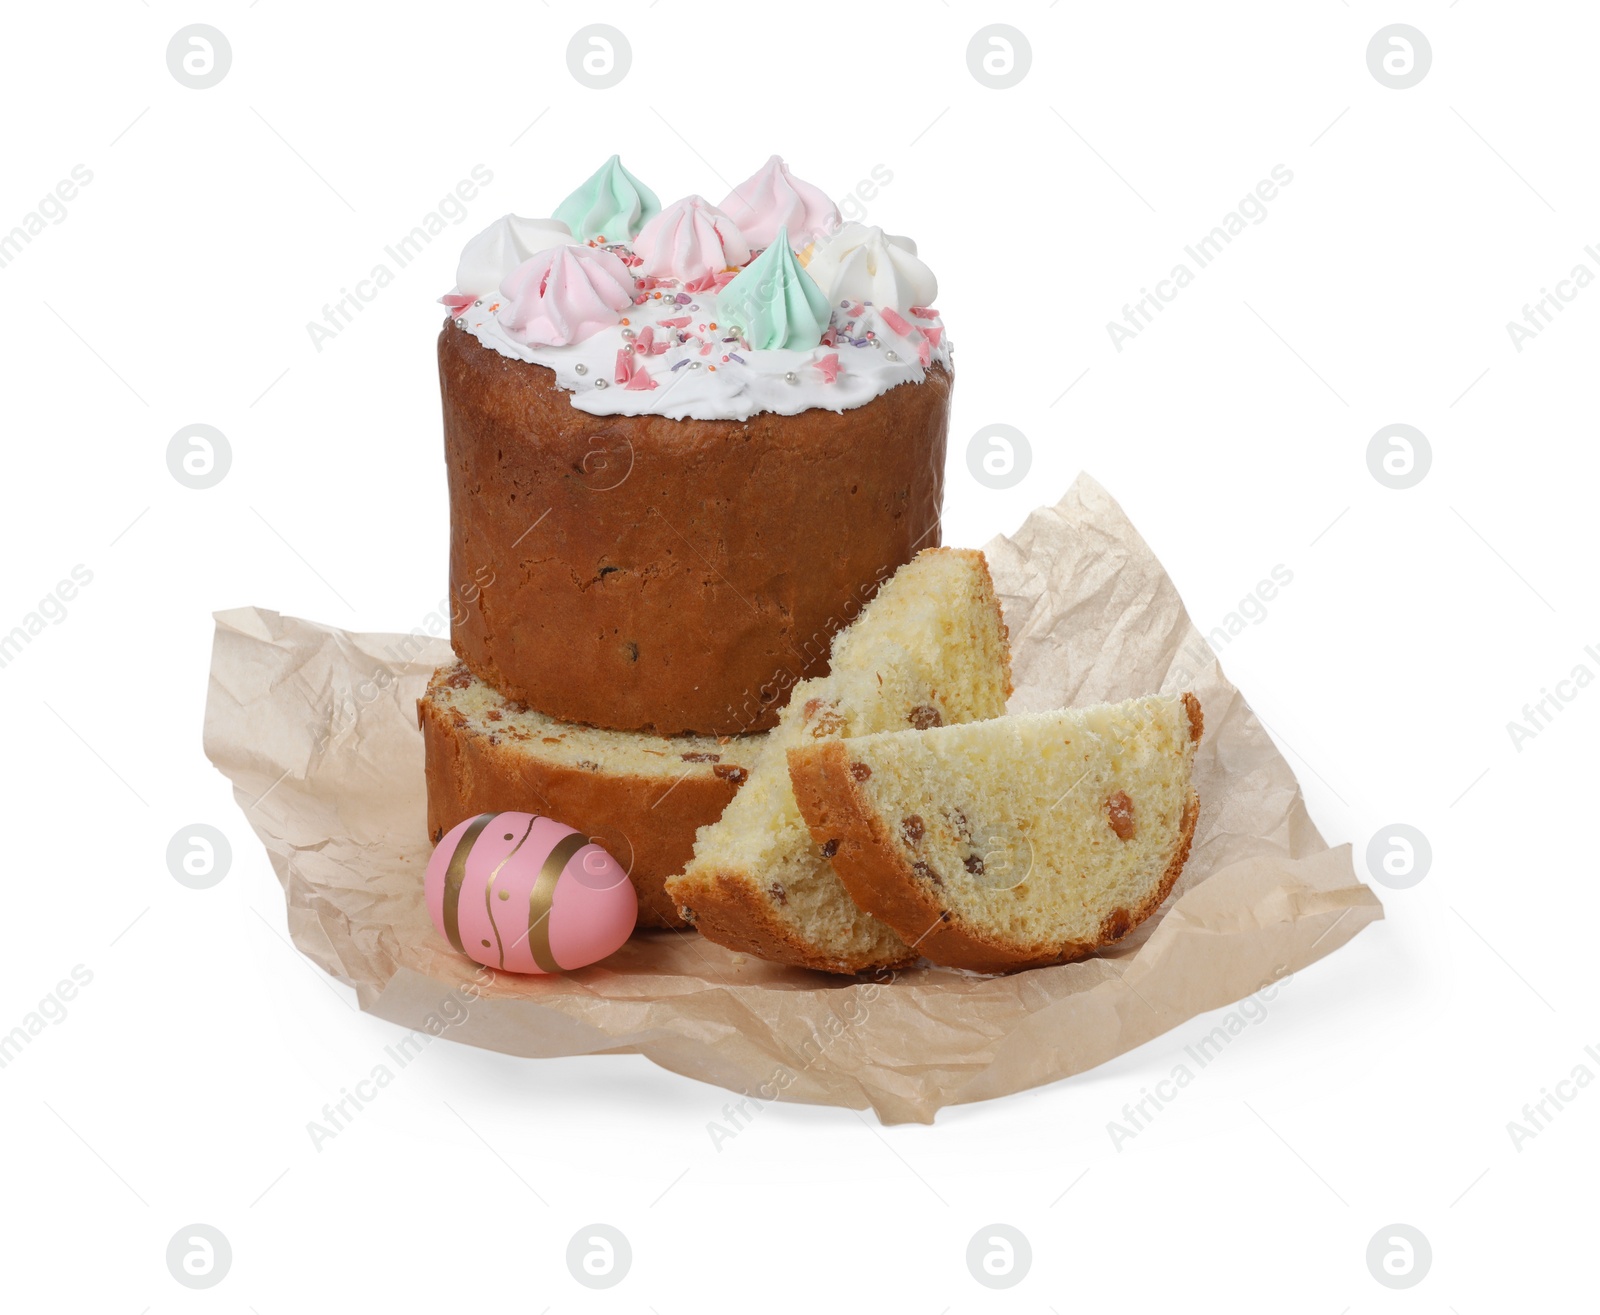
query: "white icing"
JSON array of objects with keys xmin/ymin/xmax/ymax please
[{"xmin": 452, "ymin": 254, "xmax": 951, "ymax": 422}]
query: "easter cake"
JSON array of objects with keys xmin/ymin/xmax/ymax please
[
  {"xmin": 439, "ymin": 155, "xmax": 953, "ymax": 736},
  {"xmin": 413, "ymin": 156, "xmax": 1219, "ymax": 987}
]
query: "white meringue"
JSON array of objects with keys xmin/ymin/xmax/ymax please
[{"xmin": 803, "ymin": 223, "xmax": 937, "ymax": 309}]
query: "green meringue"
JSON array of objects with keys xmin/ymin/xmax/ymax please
[
  {"xmin": 553, "ymin": 154, "xmax": 661, "ymax": 241},
  {"xmin": 716, "ymin": 226, "xmax": 830, "ymax": 351}
]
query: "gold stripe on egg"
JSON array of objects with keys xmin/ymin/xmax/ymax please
[
  {"xmin": 482, "ymin": 814, "xmax": 539, "ymax": 970},
  {"xmin": 525, "ymin": 832, "xmax": 588, "ymax": 974},
  {"xmin": 441, "ymin": 814, "xmax": 496, "ymax": 955}
]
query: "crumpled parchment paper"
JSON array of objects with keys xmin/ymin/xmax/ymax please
[{"xmin": 203, "ymin": 473, "xmax": 1382, "ymax": 1123}]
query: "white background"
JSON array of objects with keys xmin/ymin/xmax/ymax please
[{"xmin": 2, "ymin": 1, "xmax": 1593, "ymax": 1308}]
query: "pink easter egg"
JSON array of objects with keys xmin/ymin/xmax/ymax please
[{"xmin": 425, "ymin": 811, "xmax": 637, "ymax": 973}]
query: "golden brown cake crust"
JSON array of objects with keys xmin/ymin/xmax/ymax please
[
  {"xmin": 419, "ymin": 685, "xmax": 744, "ymax": 929},
  {"xmin": 787, "ymin": 702, "xmax": 1204, "ymax": 973},
  {"xmin": 675, "ymin": 870, "xmax": 920, "ymax": 975},
  {"xmin": 439, "ymin": 321, "xmax": 951, "ymax": 736}
]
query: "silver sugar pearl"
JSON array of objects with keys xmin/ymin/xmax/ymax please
[
  {"xmin": 453, "ymin": 318, "xmax": 466, "ymax": 330},
  {"xmin": 885, "ymin": 350, "xmax": 899, "ymax": 361},
  {"xmin": 594, "ymin": 378, "xmax": 609, "ymax": 389},
  {"xmin": 871, "ymin": 338, "xmax": 882, "ymax": 348},
  {"xmin": 473, "ymin": 299, "xmax": 484, "ymax": 307},
  {"xmin": 688, "ymin": 304, "xmax": 699, "ymax": 311},
  {"xmin": 623, "ymin": 344, "xmax": 634, "ymax": 355},
  {"xmin": 784, "ymin": 371, "xmax": 799, "ymax": 384},
  {"xmin": 621, "ymin": 328, "xmax": 636, "ymax": 340},
  {"xmin": 690, "ymin": 361, "xmax": 702, "ymax": 369},
  {"xmin": 574, "ymin": 363, "xmax": 588, "ymax": 375}
]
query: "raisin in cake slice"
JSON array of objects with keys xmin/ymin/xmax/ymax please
[
  {"xmin": 665, "ymin": 548, "xmax": 1012, "ymax": 973},
  {"xmin": 420, "ymin": 662, "xmax": 755, "ymax": 929},
  {"xmin": 787, "ymin": 693, "xmax": 1203, "ymax": 973}
]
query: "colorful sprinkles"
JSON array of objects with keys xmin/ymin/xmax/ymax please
[{"xmin": 444, "ymin": 239, "xmax": 948, "ymax": 405}]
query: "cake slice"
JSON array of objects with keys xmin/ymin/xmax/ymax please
[
  {"xmin": 665, "ymin": 548, "xmax": 1012, "ymax": 973},
  {"xmin": 787, "ymin": 693, "xmax": 1203, "ymax": 972},
  {"xmin": 420, "ymin": 662, "xmax": 756, "ymax": 929}
]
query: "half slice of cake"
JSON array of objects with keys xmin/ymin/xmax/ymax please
[
  {"xmin": 420, "ymin": 662, "xmax": 755, "ymax": 928},
  {"xmin": 665, "ymin": 548, "xmax": 1012, "ymax": 973},
  {"xmin": 787, "ymin": 693, "xmax": 1203, "ymax": 972}
]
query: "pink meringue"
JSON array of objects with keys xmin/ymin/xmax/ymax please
[
  {"xmin": 497, "ymin": 245, "xmax": 635, "ymax": 347},
  {"xmin": 632, "ymin": 195, "xmax": 751, "ymax": 288},
  {"xmin": 719, "ymin": 156, "xmax": 841, "ymax": 251}
]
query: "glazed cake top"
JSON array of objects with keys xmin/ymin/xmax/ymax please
[{"xmin": 442, "ymin": 155, "xmax": 952, "ymax": 422}]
